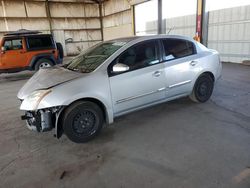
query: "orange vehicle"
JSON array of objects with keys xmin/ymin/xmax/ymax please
[{"xmin": 0, "ymin": 30, "xmax": 63, "ymax": 73}]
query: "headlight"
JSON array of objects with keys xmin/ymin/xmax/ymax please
[{"xmin": 21, "ymin": 90, "xmax": 51, "ymax": 111}]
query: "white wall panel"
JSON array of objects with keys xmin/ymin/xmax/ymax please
[
  {"xmin": 103, "ymin": 0, "xmax": 130, "ymax": 16},
  {"xmin": 86, "ymin": 19, "xmax": 100, "ymax": 28},
  {"xmin": 86, "ymin": 30, "xmax": 102, "ymax": 40},
  {"xmin": 103, "ymin": 23, "xmax": 133, "ymax": 40},
  {"xmin": 0, "ymin": 20, "xmax": 6, "ymax": 32},
  {"xmin": 208, "ymin": 5, "xmax": 250, "ymax": 63},
  {"xmin": 3, "ymin": 1, "xmax": 26, "ymax": 17},
  {"xmin": 85, "ymin": 4, "xmax": 99, "ymax": 17},
  {"xmin": 51, "ymin": 18, "xmax": 100, "ymax": 30},
  {"xmin": 25, "ymin": 1, "xmax": 46, "ymax": 18},
  {"xmin": 0, "ymin": 3, "xmax": 4, "ymax": 17},
  {"xmin": 53, "ymin": 30, "xmax": 66, "ymax": 55},
  {"xmin": 102, "ymin": 0, "xmax": 133, "ymax": 41},
  {"xmin": 65, "ymin": 30, "xmax": 101, "ymax": 41},
  {"xmin": 0, "ymin": 1, "xmax": 102, "ymax": 55},
  {"xmin": 5, "ymin": 18, "xmax": 50, "ymax": 31},
  {"xmin": 103, "ymin": 10, "xmax": 131, "ymax": 28},
  {"xmin": 66, "ymin": 42, "xmax": 89, "ymax": 56},
  {"xmin": 49, "ymin": 2, "xmax": 86, "ymax": 18}
]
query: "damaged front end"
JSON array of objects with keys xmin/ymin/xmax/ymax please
[{"xmin": 21, "ymin": 107, "xmax": 64, "ymax": 137}]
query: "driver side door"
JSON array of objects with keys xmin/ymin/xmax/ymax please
[
  {"xmin": 108, "ymin": 40, "xmax": 167, "ymax": 116},
  {"xmin": 1, "ymin": 38, "xmax": 27, "ymax": 69}
]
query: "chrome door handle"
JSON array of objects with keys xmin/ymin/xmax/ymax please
[
  {"xmin": 153, "ymin": 71, "xmax": 161, "ymax": 77},
  {"xmin": 190, "ymin": 61, "xmax": 198, "ymax": 66}
]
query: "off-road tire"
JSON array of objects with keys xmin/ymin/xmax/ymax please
[{"xmin": 34, "ymin": 58, "xmax": 54, "ymax": 71}]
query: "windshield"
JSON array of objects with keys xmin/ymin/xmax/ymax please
[{"xmin": 66, "ymin": 41, "xmax": 127, "ymax": 73}]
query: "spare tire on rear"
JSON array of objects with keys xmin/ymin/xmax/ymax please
[{"xmin": 56, "ymin": 42, "xmax": 64, "ymax": 59}]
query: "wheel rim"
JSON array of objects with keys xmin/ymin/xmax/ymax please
[
  {"xmin": 72, "ymin": 110, "xmax": 97, "ymax": 136},
  {"xmin": 195, "ymin": 78, "xmax": 213, "ymax": 102},
  {"xmin": 39, "ymin": 62, "xmax": 51, "ymax": 69},
  {"xmin": 198, "ymin": 82, "xmax": 209, "ymax": 97}
]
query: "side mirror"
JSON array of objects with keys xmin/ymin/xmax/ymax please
[
  {"xmin": 112, "ymin": 63, "xmax": 129, "ymax": 73},
  {"xmin": 1, "ymin": 46, "xmax": 6, "ymax": 53}
]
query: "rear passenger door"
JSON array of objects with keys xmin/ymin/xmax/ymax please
[
  {"xmin": 26, "ymin": 35, "xmax": 56, "ymax": 62},
  {"xmin": 161, "ymin": 38, "xmax": 200, "ymax": 98}
]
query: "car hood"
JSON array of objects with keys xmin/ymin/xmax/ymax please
[{"xmin": 17, "ymin": 66, "xmax": 83, "ymax": 100}]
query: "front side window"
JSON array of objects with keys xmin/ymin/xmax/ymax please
[
  {"xmin": 27, "ymin": 36, "xmax": 54, "ymax": 49},
  {"xmin": 162, "ymin": 39, "xmax": 196, "ymax": 61},
  {"xmin": 115, "ymin": 40, "xmax": 159, "ymax": 72},
  {"xmin": 3, "ymin": 39, "xmax": 23, "ymax": 51},
  {"xmin": 66, "ymin": 41, "xmax": 127, "ymax": 73}
]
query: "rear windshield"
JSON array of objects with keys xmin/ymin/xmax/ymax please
[
  {"xmin": 27, "ymin": 36, "xmax": 54, "ymax": 50},
  {"xmin": 66, "ymin": 41, "xmax": 127, "ymax": 73}
]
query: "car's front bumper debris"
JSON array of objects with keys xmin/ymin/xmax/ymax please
[{"xmin": 21, "ymin": 108, "xmax": 58, "ymax": 132}]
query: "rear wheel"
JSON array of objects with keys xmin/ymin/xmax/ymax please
[
  {"xmin": 34, "ymin": 58, "xmax": 53, "ymax": 71},
  {"xmin": 62, "ymin": 101, "xmax": 104, "ymax": 143},
  {"xmin": 189, "ymin": 74, "xmax": 214, "ymax": 103},
  {"xmin": 56, "ymin": 42, "xmax": 64, "ymax": 59}
]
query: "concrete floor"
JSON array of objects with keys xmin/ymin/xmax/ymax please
[{"xmin": 0, "ymin": 63, "xmax": 249, "ymax": 188}]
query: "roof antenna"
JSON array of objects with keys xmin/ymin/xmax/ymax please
[{"xmin": 167, "ymin": 26, "xmax": 175, "ymax": 34}]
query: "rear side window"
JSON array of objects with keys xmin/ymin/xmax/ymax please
[
  {"xmin": 162, "ymin": 39, "xmax": 196, "ymax": 61},
  {"xmin": 3, "ymin": 39, "xmax": 23, "ymax": 50},
  {"xmin": 27, "ymin": 36, "xmax": 54, "ymax": 50}
]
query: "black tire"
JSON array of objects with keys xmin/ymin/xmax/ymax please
[
  {"xmin": 62, "ymin": 101, "xmax": 104, "ymax": 143},
  {"xmin": 189, "ymin": 74, "xmax": 214, "ymax": 103},
  {"xmin": 56, "ymin": 42, "xmax": 64, "ymax": 59},
  {"xmin": 34, "ymin": 58, "xmax": 54, "ymax": 71}
]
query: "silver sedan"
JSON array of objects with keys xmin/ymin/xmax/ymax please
[{"xmin": 18, "ymin": 35, "xmax": 222, "ymax": 143}]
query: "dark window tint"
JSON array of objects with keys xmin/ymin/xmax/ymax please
[
  {"xmin": 117, "ymin": 40, "xmax": 159, "ymax": 71},
  {"xmin": 162, "ymin": 39, "xmax": 195, "ymax": 61},
  {"xmin": 4, "ymin": 39, "xmax": 23, "ymax": 50},
  {"xmin": 27, "ymin": 36, "xmax": 54, "ymax": 49}
]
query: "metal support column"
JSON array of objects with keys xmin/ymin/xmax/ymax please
[
  {"xmin": 158, "ymin": 0, "xmax": 163, "ymax": 34},
  {"xmin": 98, "ymin": 3, "xmax": 104, "ymax": 41},
  {"xmin": 196, "ymin": 0, "xmax": 208, "ymax": 45},
  {"xmin": 45, "ymin": 0, "xmax": 53, "ymax": 34}
]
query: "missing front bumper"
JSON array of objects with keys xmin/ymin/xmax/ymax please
[{"xmin": 21, "ymin": 110, "xmax": 54, "ymax": 132}]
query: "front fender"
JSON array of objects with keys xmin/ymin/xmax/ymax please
[{"xmin": 37, "ymin": 91, "xmax": 114, "ymax": 124}]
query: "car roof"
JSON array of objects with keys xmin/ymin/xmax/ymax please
[
  {"xmin": 107, "ymin": 34, "xmax": 195, "ymax": 43},
  {"xmin": 3, "ymin": 33, "xmax": 53, "ymax": 39},
  {"xmin": 3, "ymin": 29, "xmax": 52, "ymax": 38}
]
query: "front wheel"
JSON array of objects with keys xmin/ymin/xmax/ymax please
[
  {"xmin": 62, "ymin": 101, "xmax": 104, "ymax": 143},
  {"xmin": 189, "ymin": 74, "xmax": 214, "ymax": 103}
]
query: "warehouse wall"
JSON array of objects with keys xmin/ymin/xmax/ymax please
[
  {"xmin": 102, "ymin": 0, "xmax": 134, "ymax": 40},
  {"xmin": 138, "ymin": 15, "xmax": 196, "ymax": 37},
  {"xmin": 164, "ymin": 15, "xmax": 196, "ymax": 38},
  {"xmin": 0, "ymin": 0, "xmax": 102, "ymax": 56},
  {"xmin": 207, "ymin": 5, "xmax": 250, "ymax": 63}
]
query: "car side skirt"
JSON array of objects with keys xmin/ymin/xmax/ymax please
[
  {"xmin": 0, "ymin": 66, "xmax": 30, "ymax": 73},
  {"xmin": 113, "ymin": 93, "xmax": 190, "ymax": 118}
]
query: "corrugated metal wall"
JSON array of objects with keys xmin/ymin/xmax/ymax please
[
  {"xmin": 102, "ymin": 0, "xmax": 134, "ymax": 40},
  {"xmin": 164, "ymin": 15, "xmax": 196, "ymax": 37},
  {"xmin": 1, "ymin": 0, "xmax": 249, "ymax": 63},
  {"xmin": 207, "ymin": 5, "xmax": 250, "ymax": 63},
  {"xmin": 0, "ymin": 0, "xmax": 102, "ymax": 56},
  {"xmin": 135, "ymin": 15, "xmax": 196, "ymax": 38}
]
